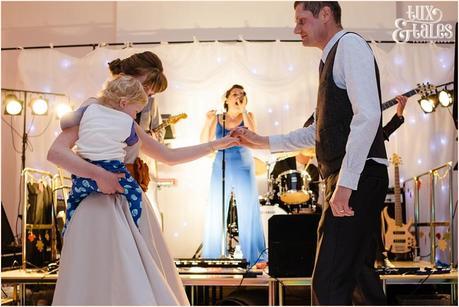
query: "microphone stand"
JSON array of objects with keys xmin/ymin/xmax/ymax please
[{"xmin": 220, "ymin": 111, "xmax": 227, "ymax": 258}]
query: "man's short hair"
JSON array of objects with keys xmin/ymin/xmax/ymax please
[{"xmin": 294, "ymin": 1, "xmax": 342, "ymax": 26}]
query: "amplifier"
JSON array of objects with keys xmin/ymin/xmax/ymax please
[
  {"xmin": 384, "ymin": 187, "xmax": 405, "ymax": 204},
  {"xmin": 174, "ymin": 258, "xmax": 248, "ymax": 268},
  {"xmin": 268, "ymin": 214, "xmax": 320, "ymax": 277},
  {"xmin": 384, "ymin": 187, "xmax": 407, "ymax": 223},
  {"xmin": 1, "ymin": 245, "xmax": 22, "ymax": 269}
]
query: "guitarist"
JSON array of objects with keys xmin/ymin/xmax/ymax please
[
  {"xmin": 382, "ymin": 96, "xmax": 407, "ymax": 142},
  {"xmin": 353, "ymin": 95, "xmax": 408, "ymax": 305},
  {"xmin": 136, "ymin": 96, "xmax": 166, "ymax": 143},
  {"xmin": 270, "ymin": 114, "xmax": 321, "ymax": 213},
  {"xmin": 127, "ymin": 96, "xmax": 166, "ymax": 223}
]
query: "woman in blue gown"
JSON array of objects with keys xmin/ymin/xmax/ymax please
[{"xmin": 200, "ymin": 84, "xmax": 266, "ymax": 265}]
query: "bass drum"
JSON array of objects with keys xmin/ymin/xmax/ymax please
[
  {"xmin": 276, "ymin": 170, "xmax": 311, "ymax": 204},
  {"xmin": 259, "ymin": 205, "xmax": 288, "ymax": 246}
]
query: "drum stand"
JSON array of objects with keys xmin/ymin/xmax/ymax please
[
  {"xmin": 262, "ymin": 160, "xmax": 276, "ymax": 205},
  {"xmin": 226, "ymin": 190, "xmax": 240, "ymax": 258}
]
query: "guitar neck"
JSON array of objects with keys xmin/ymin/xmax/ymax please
[
  {"xmin": 151, "ymin": 120, "xmax": 170, "ymax": 133},
  {"xmin": 382, "ymin": 89, "xmax": 418, "ymax": 111},
  {"xmin": 394, "ymin": 165, "xmax": 403, "ymax": 226}
]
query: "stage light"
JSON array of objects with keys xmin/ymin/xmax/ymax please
[
  {"xmin": 418, "ymin": 96, "xmax": 436, "ymax": 113},
  {"xmin": 31, "ymin": 97, "xmax": 48, "ymax": 115},
  {"xmin": 417, "ymin": 82, "xmax": 455, "ymax": 113},
  {"xmin": 56, "ymin": 103, "xmax": 72, "ymax": 119},
  {"xmin": 4, "ymin": 94, "xmax": 23, "ymax": 115},
  {"xmin": 438, "ymin": 90, "xmax": 453, "ymax": 107}
]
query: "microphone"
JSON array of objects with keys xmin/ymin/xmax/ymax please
[
  {"xmin": 216, "ymin": 108, "xmax": 226, "ymax": 115},
  {"xmin": 216, "ymin": 108, "xmax": 226, "ymax": 121}
]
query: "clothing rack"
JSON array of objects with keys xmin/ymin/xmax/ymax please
[
  {"xmin": 21, "ymin": 168, "xmax": 55, "ymax": 270},
  {"xmin": 1, "ymin": 39, "xmax": 454, "ymax": 51},
  {"xmin": 52, "ymin": 169, "xmax": 71, "ymax": 207},
  {"xmin": 52, "ymin": 169, "xmax": 71, "ymax": 261}
]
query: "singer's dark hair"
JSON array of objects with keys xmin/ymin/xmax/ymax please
[
  {"xmin": 294, "ymin": 1, "xmax": 342, "ymax": 26},
  {"xmin": 223, "ymin": 84, "xmax": 247, "ymax": 111}
]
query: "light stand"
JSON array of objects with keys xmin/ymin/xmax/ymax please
[
  {"xmin": 2, "ymin": 88, "xmax": 66, "ymax": 267},
  {"xmin": 3, "ymin": 88, "xmax": 65, "ymax": 179}
]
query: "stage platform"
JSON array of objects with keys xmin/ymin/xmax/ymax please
[{"xmin": 1, "ymin": 261, "xmax": 457, "ymax": 305}]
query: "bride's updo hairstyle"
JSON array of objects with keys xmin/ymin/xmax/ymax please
[{"xmin": 108, "ymin": 51, "xmax": 168, "ymax": 94}]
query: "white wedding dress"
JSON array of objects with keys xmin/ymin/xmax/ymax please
[{"xmin": 52, "ymin": 143, "xmax": 189, "ymax": 305}]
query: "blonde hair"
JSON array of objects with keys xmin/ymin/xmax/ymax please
[{"xmin": 99, "ymin": 74, "xmax": 148, "ymax": 110}]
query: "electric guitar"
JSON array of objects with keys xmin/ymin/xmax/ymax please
[
  {"xmin": 383, "ymin": 154, "xmax": 416, "ymax": 254},
  {"xmin": 150, "ymin": 113, "xmax": 187, "ymax": 134},
  {"xmin": 381, "ymin": 82, "xmax": 435, "ymax": 111}
]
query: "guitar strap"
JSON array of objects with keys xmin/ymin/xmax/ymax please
[{"xmin": 135, "ymin": 112, "xmax": 142, "ymax": 125}]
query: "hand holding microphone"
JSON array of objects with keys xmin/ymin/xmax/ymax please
[
  {"xmin": 235, "ymin": 94, "xmax": 247, "ymax": 113},
  {"xmin": 206, "ymin": 109, "xmax": 217, "ymax": 121}
]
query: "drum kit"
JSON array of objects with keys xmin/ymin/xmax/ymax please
[
  {"xmin": 256, "ymin": 150, "xmax": 324, "ymax": 244},
  {"xmin": 255, "ymin": 149, "xmax": 323, "ymax": 214}
]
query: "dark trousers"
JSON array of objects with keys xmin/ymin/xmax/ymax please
[
  {"xmin": 312, "ymin": 160, "xmax": 388, "ymax": 305},
  {"xmin": 352, "ymin": 199, "xmax": 388, "ymax": 305}
]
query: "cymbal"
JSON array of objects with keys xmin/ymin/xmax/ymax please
[
  {"xmin": 253, "ymin": 157, "xmax": 267, "ymax": 176},
  {"xmin": 273, "ymin": 148, "xmax": 315, "ymax": 161},
  {"xmin": 273, "ymin": 151, "xmax": 298, "ymax": 161},
  {"xmin": 299, "ymin": 147, "xmax": 315, "ymax": 157}
]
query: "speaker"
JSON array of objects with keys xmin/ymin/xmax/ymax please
[
  {"xmin": 2, "ymin": 202, "xmax": 22, "ymax": 269},
  {"xmin": 268, "ymin": 214, "xmax": 320, "ymax": 277},
  {"xmin": 384, "ymin": 187, "xmax": 407, "ymax": 223},
  {"xmin": 1, "ymin": 202, "xmax": 15, "ymax": 247}
]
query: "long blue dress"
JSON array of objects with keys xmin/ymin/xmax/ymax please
[{"xmin": 202, "ymin": 118, "xmax": 266, "ymax": 265}]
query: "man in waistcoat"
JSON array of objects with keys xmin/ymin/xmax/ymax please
[{"xmin": 232, "ymin": 2, "xmax": 390, "ymax": 304}]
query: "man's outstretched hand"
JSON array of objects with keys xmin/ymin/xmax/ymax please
[{"xmin": 230, "ymin": 127, "xmax": 270, "ymax": 149}]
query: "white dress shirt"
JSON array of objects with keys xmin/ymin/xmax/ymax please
[{"xmin": 269, "ymin": 30, "xmax": 388, "ymax": 190}]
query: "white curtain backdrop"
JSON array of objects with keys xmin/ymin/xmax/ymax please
[{"xmin": 8, "ymin": 41, "xmax": 456, "ymax": 260}]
